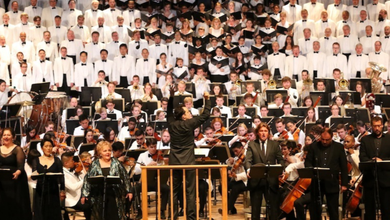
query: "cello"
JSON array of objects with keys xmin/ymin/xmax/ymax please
[{"xmin": 280, "ymin": 178, "xmax": 312, "ymax": 214}]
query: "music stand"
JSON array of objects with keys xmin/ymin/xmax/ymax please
[
  {"xmin": 0, "ymin": 103, "xmax": 22, "ymax": 118},
  {"xmin": 339, "ymin": 91, "xmax": 361, "ymax": 105},
  {"xmin": 375, "ymin": 94, "xmax": 390, "ymax": 107},
  {"xmin": 31, "ymin": 82, "xmax": 50, "ymax": 94},
  {"xmin": 123, "ymin": 149, "xmax": 147, "ymax": 160},
  {"xmin": 291, "ymin": 107, "xmax": 308, "ymax": 117},
  {"xmin": 360, "ymin": 160, "xmax": 390, "ymax": 171},
  {"xmin": 297, "ymin": 167, "xmax": 332, "ymax": 179},
  {"xmin": 349, "ymin": 78, "xmax": 371, "ymax": 93},
  {"xmin": 153, "ymin": 121, "xmax": 168, "ymax": 132},
  {"xmin": 72, "ymin": 136, "xmax": 84, "ymax": 148},
  {"xmin": 317, "ymin": 106, "xmax": 331, "ymax": 122},
  {"xmin": 313, "ymin": 78, "xmax": 335, "ymax": 93},
  {"xmin": 267, "ymin": 108, "xmax": 284, "ymax": 117},
  {"xmin": 202, "ymin": 116, "xmax": 227, "ymax": 133},
  {"xmin": 79, "ymin": 144, "xmax": 96, "ymax": 154},
  {"xmin": 114, "ymin": 88, "xmax": 131, "ymax": 104},
  {"xmin": 207, "ymin": 95, "xmax": 228, "ymax": 107},
  {"xmin": 66, "ymin": 120, "xmax": 80, "ymax": 135},
  {"xmin": 310, "ymin": 92, "xmax": 331, "ymax": 106},
  {"xmin": 66, "ymin": 106, "xmax": 92, "ymax": 119},
  {"xmin": 100, "ymin": 98, "xmax": 125, "ymax": 112},
  {"xmin": 96, "ymin": 120, "xmax": 119, "ymax": 134},
  {"xmin": 345, "ymin": 108, "xmax": 370, "ymax": 125},
  {"xmin": 260, "ymin": 116, "xmax": 274, "ymax": 124},
  {"xmin": 266, "ymin": 89, "xmax": 287, "ymax": 103},
  {"xmin": 185, "ymin": 82, "xmax": 197, "ymax": 99},
  {"xmin": 195, "ymin": 148, "xmax": 210, "ymax": 158},
  {"xmin": 173, "ymin": 95, "xmax": 192, "ymax": 106},
  {"xmin": 152, "ymin": 88, "xmax": 163, "ymax": 100},
  {"xmin": 240, "ymin": 80, "xmax": 262, "ymax": 93},
  {"xmin": 124, "ymin": 138, "xmax": 136, "ymax": 150},
  {"xmin": 235, "ymin": 95, "xmax": 244, "ymax": 106},
  {"xmin": 228, "ymin": 118, "xmax": 252, "ymax": 131},
  {"xmin": 81, "ymin": 87, "xmax": 102, "ymax": 105},
  {"xmin": 0, "ymin": 168, "xmax": 13, "ymax": 180},
  {"xmin": 196, "ymin": 159, "xmax": 221, "ymax": 179},
  {"xmin": 29, "ymin": 139, "xmax": 41, "ymax": 151},
  {"xmin": 208, "ymin": 145, "xmax": 231, "ymax": 162},
  {"xmin": 218, "ymin": 135, "xmax": 235, "ymax": 145},
  {"xmin": 107, "ymin": 113, "xmax": 117, "ymax": 120},
  {"xmin": 330, "ymin": 117, "xmax": 353, "ymax": 128},
  {"xmin": 88, "ymin": 176, "xmax": 121, "ymax": 220},
  {"xmin": 142, "ymin": 101, "xmax": 159, "ymax": 117},
  {"xmin": 232, "ymin": 106, "xmax": 257, "ymax": 118}
]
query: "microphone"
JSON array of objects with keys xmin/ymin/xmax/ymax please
[{"xmin": 43, "ymin": 165, "xmax": 48, "ymax": 174}]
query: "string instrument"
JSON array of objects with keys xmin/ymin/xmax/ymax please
[
  {"xmin": 357, "ymin": 131, "xmax": 368, "ymax": 143},
  {"xmin": 53, "ymin": 139, "xmax": 67, "ymax": 153},
  {"xmin": 231, "ymin": 151, "xmax": 245, "ymax": 179},
  {"xmin": 239, "ymin": 134, "xmax": 249, "ymax": 143},
  {"xmin": 153, "ymin": 132, "xmax": 162, "ymax": 141},
  {"xmin": 214, "ymin": 127, "xmax": 233, "ymax": 135},
  {"xmin": 207, "ymin": 137, "xmax": 222, "ymax": 146},
  {"xmin": 345, "ymin": 179, "xmax": 363, "ymax": 213},
  {"xmin": 313, "ymin": 96, "xmax": 322, "ymax": 108},
  {"xmin": 87, "ymin": 125, "xmax": 100, "ymax": 135},
  {"xmin": 151, "ymin": 150, "xmax": 164, "ymax": 164},
  {"xmin": 347, "ymin": 125, "xmax": 354, "ymax": 135},
  {"xmin": 292, "ymin": 128, "xmax": 300, "ymax": 142},
  {"xmin": 279, "ymin": 130, "xmax": 289, "ymax": 140},
  {"xmin": 195, "ymin": 133, "xmax": 204, "ymax": 141},
  {"xmin": 122, "ymin": 157, "xmax": 136, "ymax": 167},
  {"xmin": 280, "ymin": 178, "xmax": 312, "ymax": 214},
  {"xmin": 54, "ymin": 131, "xmax": 66, "ymax": 143},
  {"xmin": 129, "ymin": 128, "xmax": 139, "ymax": 136},
  {"xmin": 74, "ymin": 161, "xmax": 91, "ymax": 174},
  {"xmin": 281, "ymin": 95, "xmax": 290, "ymax": 109},
  {"xmin": 250, "ymin": 91, "xmax": 260, "ymax": 106}
]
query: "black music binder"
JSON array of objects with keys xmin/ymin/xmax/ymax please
[{"xmin": 249, "ymin": 164, "xmax": 284, "ymax": 179}]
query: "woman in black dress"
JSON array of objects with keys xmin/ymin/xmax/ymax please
[
  {"xmin": 82, "ymin": 141, "xmax": 132, "ymax": 220},
  {"xmin": 32, "ymin": 139, "xmax": 65, "ymax": 220},
  {"xmin": 0, "ymin": 128, "xmax": 32, "ymax": 220}
]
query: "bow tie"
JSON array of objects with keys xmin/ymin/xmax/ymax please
[
  {"xmin": 102, "ymin": 60, "xmax": 107, "ymax": 62},
  {"xmin": 323, "ymin": 20, "xmax": 327, "ymax": 23},
  {"xmin": 343, "ymin": 21, "xmax": 347, "ymax": 23},
  {"xmin": 93, "ymin": 42, "xmax": 97, "ymax": 45},
  {"xmin": 367, "ymin": 36, "xmax": 371, "ymax": 38},
  {"xmin": 79, "ymin": 26, "xmax": 83, "ymax": 29},
  {"xmin": 45, "ymin": 41, "xmax": 50, "ymax": 44},
  {"xmin": 334, "ymin": 4, "xmax": 339, "ymax": 6},
  {"xmin": 274, "ymin": 53, "xmax": 279, "ymax": 55},
  {"xmin": 1, "ymin": 46, "xmax": 5, "ymax": 48},
  {"xmin": 114, "ymin": 41, "xmax": 119, "ymax": 43},
  {"xmin": 217, "ymin": 56, "xmax": 222, "ymax": 59},
  {"xmin": 324, "ymin": 37, "xmax": 329, "ymax": 39},
  {"xmin": 61, "ymin": 57, "xmax": 66, "ymax": 60},
  {"xmin": 40, "ymin": 60, "xmax": 45, "ymax": 63},
  {"xmin": 178, "ymin": 66, "xmax": 182, "ymax": 68},
  {"xmin": 266, "ymin": 28, "xmax": 270, "ymax": 30},
  {"xmin": 302, "ymin": 20, "xmax": 307, "ymax": 22},
  {"xmin": 291, "ymin": 5, "xmax": 295, "ymax": 7},
  {"xmin": 22, "ymin": 75, "xmax": 27, "ymax": 77},
  {"xmin": 13, "ymin": 11, "xmax": 17, "ymax": 13},
  {"xmin": 314, "ymin": 51, "xmax": 319, "ymax": 53},
  {"xmin": 175, "ymin": 42, "xmax": 180, "ymax": 44},
  {"xmin": 333, "ymin": 54, "xmax": 338, "ymax": 56},
  {"xmin": 360, "ymin": 21, "xmax": 364, "ymax": 23},
  {"xmin": 162, "ymin": 142, "xmax": 169, "ymax": 147},
  {"xmin": 81, "ymin": 63, "xmax": 86, "ymax": 66},
  {"xmin": 22, "ymin": 23, "xmax": 27, "ymax": 25},
  {"xmin": 122, "ymin": 55, "xmax": 126, "ymax": 58},
  {"xmin": 240, "ymin": 45, "xmax": 245, "ymax": 47},
  {"xmin": 69, "ymin": 40, "xmax": 74, "ymax": 42},
  {"xmin": 21, "ymin": 42, "xmax": 26, "ymax": 45},
  {"xmin": 354, "ymin": 5, "xmax": 358, "ymax": 8},
  {"xmin": 129, "ymin": 9, "xmax": 134, "ymax": 12},
  {"xmin": 36, "ymin": 26, "xmax": 40, "ymax": 28},
  {"xmin": 357, "ymin": 54, "xmax": 362, "ymax": 56},
  {"xmin": 344, "ymin": 35, "xmax": 349, "ymax": 37},
  {"xmin": 167, "ymin": 31, "xmax": 171, "ymax": 34},
  {"xmin": 32, "ymin": 6, "xmax": 37, "ymax": 9},
  {"xmin": 56, "ymin": 26, "xmax": 60, "ymax": 28},
  {"xmin": 386, "ymin": 36, "xmax": 390, "ymax": 38},
  {"xmin": 118, "ymin": 25, "xmax": 123, "ymax": 27},
  {"xmin": 305, "ymin": 39, "xmax": 310, "ymax": 41},
  {"xmin": 294, "ymin": 56, "xmax": 298, "ymax": 58},
  {"xmin": 52, "ymin": 7, "xmax": 56, "ymax": 9},
  {"xmin": 373, "ymin": 3, "xmax": 377, "ymax": 5},
  {"xmin": 155, "ymin": 44, "xmax": 160, "ymax": 46},
  {"xmin": 70, "ymin": 9, "xmax": 74, "ymax": 11},
  {"xmin": 376, "ymin": 52, "xmax": 381, "ymax": 54},
  {"xmin": 135, "ymin": 41, "xmax": 139, "ymax": 44},
  {"xmin": 144, "ymin": 59, "xmax": 148, "ymax": 61},
  {"xmin": 111, "ymin": 9, "xmax": 115, "ymax": 11},
  {"xmin": 312, "ymin": 2, "xmax": 316, "ymax": 4},
  {"xmin": 3, "ymin": 24, "xmax": 8, "ymax": 27},
  {"xmin": 92, "ymin": 10, "xmax": 97, "ymax": 12}
]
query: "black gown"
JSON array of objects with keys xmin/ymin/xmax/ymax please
[
  {"xmin": 0, "ymin": 146, "xmax": 32, "ymax": 220},
  {"xmin": 33, "ymin": 157, "xmax": 65, "ymax": 220}
]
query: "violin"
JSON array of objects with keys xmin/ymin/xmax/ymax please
[
  {"xmin": 231, "ymin": 151, "xmax": 245, "ymax": 179},
  {"xmin": 214, "ymin": 127, "xmax": 233, "ymax": 136},
  {"xmin": 195, "ymin": 133, "xmax": 204, "ymax": 141},
  {"xmin": 129, "ymin": 128, "xmax": 139, "ymax": 136},
  {"xmin": 153, "ymin": 132, "xmax": 161, "ymax": 141},
  {"xmin": 292, "ymin": 128, "xmax": 300, "ymax": 142},
  {"xmin": 357, "ymin": 131, "xmax": 368, "ymax": 143},
  {"xmin": 88, "ymin": 126, "xmax": 100, "ymax": 135},
  {"xmin": 280, "ymin": 178, "xmax": 312, "ymax": 214},
  {"xmin": 347, "ymin": 125, "xmax": 354, "ymax": 135},
  {"xmin": 74, "ymin": 161, "xmax": 91, "ymax": 174},
  {"xmin": 279, "ymin": 130, "xmax": 289, "ymax": 140},
  {"xmin": 151, "ymin": 150, "xmax": 164, "ymax": 163},
  {"xmin": 122, "ymin": 157, "xmax": 136, "ymax": 167}
]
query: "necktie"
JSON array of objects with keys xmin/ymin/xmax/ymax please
[{"xmin": 261, "ymin": 141, "xmax": 266, "ymax": 155}]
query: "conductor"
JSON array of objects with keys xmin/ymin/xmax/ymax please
[{"xmin": 167, "ymin": 86, "xmax": 211, "ymax": 220}]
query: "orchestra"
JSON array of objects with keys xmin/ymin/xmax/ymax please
[{"xmin": 2, "ymin": 0, "xmax": 390, "ymax": 219}]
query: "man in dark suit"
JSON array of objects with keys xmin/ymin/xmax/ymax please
[
  {"xmin": 360, "ymin": 116, "xmax": 390, "ymax": 219},
  {"xmin": 245, "ymin": 122, "xmax": 284, "ymax": 220},
  {"xmin": 305, "ymin": 127, "xmax": 348, "ymax": 220},
  {"xmin": 167, "ymin": 86, "xmax": 211, "ymax": 220}
]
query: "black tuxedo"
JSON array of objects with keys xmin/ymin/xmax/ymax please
[
  {"xmin": 359, "ymin": 133, "xmax": 390, "ymax": 219},
  {"xmin": 245, "ymin": 139, "xmax": 284, "ymax": 220},
  {"xmin": 305, "ymin": 141, "xmax": 348, "ymax": 220}
]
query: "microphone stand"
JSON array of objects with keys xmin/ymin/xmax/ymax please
[
  {"xmin": 374, "ymin": 148, "xmax": 381, "ymax": 220},
  {"xmin": 265, "ymin": 161, "xmax": 271, "ymax": 220},
  {"xmin": 41, "ymin": 165, "xmax": 48, "ymax": 220},
  {"xmin": 315, "ymin": 157, "xmax": 323, "ymax": 215}
]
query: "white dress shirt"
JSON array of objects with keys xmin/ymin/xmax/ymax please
[
  {"xmin": 282, "ymin": 3, "xmax": 302, "ymax": 24},
  {"xmin": 84, "ymin": 42, "xmax": 105, "ymax": 63},
  {"xmin": 53, "ymin": 56, "xmax": 74, "ymax": 86},
  {"xmin": 32, "ymin": 59, "xmax": 53, "ymax": 85},
  {"xmin": 24, "ymin": 5, "xmax": 43, "ymax": 23},
  {"xmin": 284, "ymin": 55, "xmax": 307, "ymax": 80},
  {"xmin": 128, "ymin": 39, "xmax": 149, "ymax": 58},
  {"xmin": 41, "ymin": 6, "xmax": 63, "ymax": 28},
  {"xmin": 36, "ymin": 40, "xmax": 59, "ymax": 62},
  {"xmin": 48, "ymin": 25, "xmax": 68, "ymax": 45},
  {"xmin": 61, "ymin": 9, "xmax": 83, "ymax": 28},
  {"xmin": 306, "ymin": 51, "xmax": 327, "ymax": 78},
  {"xmin": 91, "ymin": 25, "xmax": 112, "ymax": 44},
  {"xmin": 134, "ymin": 58, "xmax": 157, "ymax": 85},
  {"xmin": 325, "ymin": 53, "xmax": 348, "ymax": 77},
  {"xmin": 94, "ymin": 59, "xmax": 114, "ymax": 82},
  {"xmin": 84, "ymin": 9, "xmax": 103, "ymax": 29},
  {"xmin": 63, "ymin": 167, "xmax": 84, "ymax": 207},
  {"xmin": 368, "ymin": 51, "xmax": 389, "ymax": 79},
  {"xmin": 70, "ymin": 25, "xmax": 91, "ymax": 43},
  {"xmin": 113, "ymin": 55, "xmax": 136, "ymax": 83},
  {"xmin": 347, "ymin": 53, "xmax": 369, "ymax": 78},
  {"xmin": 74, "ymin": 62, "xmax": 94, "ymax": 89}
]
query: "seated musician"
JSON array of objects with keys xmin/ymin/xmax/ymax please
[
  {"xmin": 69, "ymin": 105, "xmax": 84, "ymax": 120},
  {"xmin": 184, "ymin": 97, "xmax": 199, "ymax": 116},
  {"xmin": 92, "ymin": 70, "xmax": 109, "ymax": 89},
  {"xmin": 218, "ymin": 142, "xmax": 247, "ymax": 215},
  {"xmin": 133, "ymin": 138, "xmax": 169, "ymax": 219},
  {"xmin": 281, "ymin": 102, "xmax": 296, "ymax": 117},
  {"xmin": 102, "ymin": 127, "xmax": 118, "ymax": 145},
  {"xmin": 325, "ymin": 103, "xmax": 341, "ymax": 124},
  {"xmin": 243, "ymin": 82, "xmax": 256, "ymax": 97},
  {"xmin": 128, "ymin": 75, "xmax": 144, "ymax": 102},
  {"xmin": 273, "ymin": 118, "xmax": 294, "ymax": 141},
  {"xmin": 76, "ymin": 129, "xmax": 96, "ymax": 156},
  {"xmin": 334, "ymin": 124, "xmax": 347, "ymax": 144},
  {"xmin": 153, "ymin": 97, "xmax": 168, "ymax": 115},
  {"xmin": 61, "ymin": 152, "xmax": 91, "ymax": 220},
  {"xmin": 21, "ymin": 125, "xmax": 40, "ymax": 152},
  {"xmin": 74, "ymin": 115, "xmax": 90, "ymax": 136},
  {"xmin": 133, "ymin": 99, "xmax": 149, "ymax": 123},
  {"xmin": 106, "ymin": 99, "xmax": 123, "ymax": 121},
  {"xmin": 129, "ymin": 129, "xmax": 147, "ymax": 150},
  {"xmin": 280, "ymin": 76, "xmax": 299, "ymax": 107},
  {"xmin": 102, "ymin": 82, "xmax": 122, "ymax": 99},
  {"xmin": 39, "ymin": 121, "xmax": 55, "ymax": 138},
  {"xmin": 253, "ymin": 116, "xmax": 261, "ymax": 128},
  {"xmin": 211, "ymin": 117, "xmax": 233, "ymax": 136},
  {"xmin": 268, "ymin": 93, "xmax": 284, "ymax": 108},
  {"xmin": 245, "ymin": 122, "xmax": 285, "ymax": 220},
  {"xmin": 234, "ymin": 104, "xmax": 252, "ymax": 119},
  {"xmin": 130, "ymin": 103, "xmax": 146, "ymax": 123},
  {"xmin": 228, "ymin": 123, "xmax": 248, "ymax": 148},
  {"xmin": 96, "ymin": 107, "xmax": 109, "ymax": 121},
  {"xmin": 118, "ymin": 117, "xmax": 137, "ymax": 142},
  {"xmin": 259, "ymin": 105, "xmax": 269, "ymax": 118},
  {"xmin": 174, "ymin": 80, "xmax": 191, "ymax": 96},
  {"xmin": 141, "ymin": 83, "xmax": 158, "ymax": 102},
  {"xmin": 305, "ymin": 128, "xmax": 348, "ymax": 220},
  {"xmin": 286, "ymin": 120, "xmax": 305, "ymax": 146},
  {"xmin": 355, "ymin": 81, "xmax": 366, "ymax": 107},
  {"xmin": 243, "ymin": 93, "xmax": 261, "ymax": 117},
  {"xmin": 0, "ymin": 79, "xmax": 15, "ymax": 109},
  {"xmin": 305, "ymin": 106, "xmax": 317, "ymax": 124},
  {"xmin": 315, "ymin": 79, "xmax": 326, "ymax": 92},
  {"xmin": 15, "ymin": 62, "xmax": 32, "ymax": 92},
  {"xmin": 61, "ymin": 97, "xmax": 78, "ymax": 131},
  {"xmin": 145, "ymin": 125, "xmax": 161, "ymax": 141},
  {"xmin": 356, "ymin": 120, "xmax": 370, "ymax": 142},
  {"xmin": 112, "ymin": 141, "xmax": 126, "ymax": 164},
  {"xmin": 211, "ymin": 107, "xmax": 222, "ymax": 117},
  {"xmin": 260, "ymin": 70, "xmax": 272, "ymax": 104},
  {"xmin": 155, "ymin": 110, "xmax": 167, "ymax": 121},
  {"xmin": 157, "ymin": 129, "xmax": 170, "ymax": 150},
  {"xmin": 194, "ymin": 127, "xmax": 204, "ymax": 144},
  {"xmin": 212, "ymin": 94, "xmax": 232, "ymax": 118},
  {"xmin": 296, "ymin": 70, "xmax": 314, "ymax": 98},
  {"xmin": 195, "ymin": 126, "xmax": 218, "ymax": 147},
  {"xmin": 224, "ymin": 72, "xmax": 241, "ymax": 106}
]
